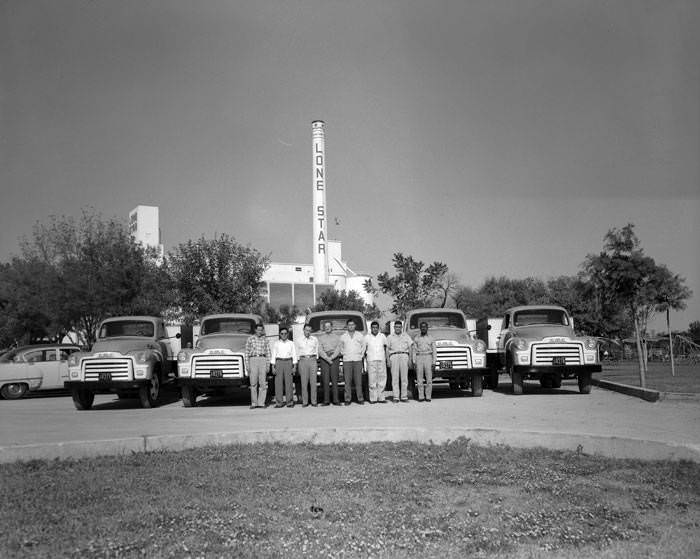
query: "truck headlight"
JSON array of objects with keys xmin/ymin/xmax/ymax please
[
  {"xmin": 133, "ymin": 351, "xmax": 148, "ymax": 364},
  {"xmin": 68, "ymin": 355, "xmax": 79, "ymax": 367},
  {"xmin": 474, "ymin": 340, "xmax": 486, "ymax": 353},
  {"xmin": 512, "ymin": 338, "xmax": 527, "ymax": 351},
  {"xmin": 585, "ymin": 338, "xmax": 597, "ymax": 350},
  {"xmin": 177, "ymin": 351, "xmax": 189, "ymax": 362}
]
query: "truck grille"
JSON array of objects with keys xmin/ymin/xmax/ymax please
[
  {"xmin": 83, "ymin": 358, "xmax": 133, "ymax": 381},
  {"xmin": 532, "ymin": 343, "xmax": 583, "ymax": 365},
  {"xmin": 192, "ymin": 354, "xmax": 245, "ymax": 378},
  {"xmin": 436, "ymin": 345, "xmax": 472, "ymax": 369}
]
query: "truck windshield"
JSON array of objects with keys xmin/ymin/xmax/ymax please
[
  {"xmin": 513, "ymin": 310, "xmax": 569, "ymax": 327},
  {"xmin": 201, "ymin": 318, "xmax": 257, "ymax": 336},
  {"xmin": 409, "ymin": 313, "xmax": 465, "ymax": 330},
  {"xmin": 99, "ymin": 321, "xmax": 155, "ymax": 338},
  {"xmin": 307, "ymin": 315, "xmax": 365, "ymax": 333}
]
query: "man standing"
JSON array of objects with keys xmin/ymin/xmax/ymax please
[
  {"xmin": 318, "ymin": 320, "xmax": 341, "ymax": 405},
  {"xmin": 339, "ymin": 318, "xmax": 366, "ymax": 405},
  {"xmin": 386, "ymin": 321, "xmax": 413, "ymax": 402},
  {"xmin": 296, "ymin": 324, "xmax": 319, "ymax": 407},
  {"xmin": 412, "ymin": 321, "xmax": 436, "ymax": 402},
  {"xmin": 244, "ymin": 323, "xmax": 271, "ymax": 409},
  {"xmin": 364, "ymin": 320, "xmax": 388, "ymax": 403},
  {"xmin": 271, "ymin": 327, "xmax": 297, "ymax": 408}
]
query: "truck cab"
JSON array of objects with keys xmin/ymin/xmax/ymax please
[
  {"xmin": 65, "ymin": 316, "xmax": 177, "ymax": 410},
  {"xmin": 404, "ymin": 308, "xmax": 487, "ymax": 397},
  {"xmin": 176, "ymin": 313, "xmax": 263, "ymax": 407},
  {"xmin": 496, "ymin": 305, "xmax": 601, "ymax": 394}
]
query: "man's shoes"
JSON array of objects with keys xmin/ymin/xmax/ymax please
[
  {"xmin": 332, "ymin": 402, "xmax": 341, "ymax": 406},
  {"xmin": 425, "ymin": 398, "xmax": 431, "ymax": 402},
  {"xmin": 287, "ymin": 403, "xmax": 294, "ymax": 408},
  {"xmin": 249, "ymin": 405, "xmax": 256, "ymax": 410},
  {"xmin": 302, "ymin": 404, "xmax": 309, "ymax": 408},
  {"xmin": 378, "ymin": 399, "xmax": 388, "ymax": 404},
  {"xmin": 311, "ymin": 403, "xmax": 318, "ymax": 407},
  {"xmin": 274, "ymin": 403, "xmax": 284, "ymax": 408},
  {"xmin": 400, "ymin": 398, "xmax": 409, "ymax": 403},
  {"xmin": 358, "ymin": 401, "xmax": 365, "ymax": 405},
  {"xmin": 321, "ymin": 402, "xmax": 330, "ymax": 406},
  {"xmin": 344, "ymin": 402, "xmax": 351, "ymax": 406},
  {"xmin": 418, "ymin": 398, "xmax": 425, "ymax": 402}
]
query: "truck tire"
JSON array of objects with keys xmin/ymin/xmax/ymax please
[
  {"xmin": 72, "ymin": 387, "xmax": 94, "ymax": 410},
  {"xmin": 578, "ymin": 372, "xmax": 592, "ymax": 394},
  {"xmin": 551, "ymin": 373, "xmax": 562, "ymax": 389},
  {"xmin": 540, "ymin": 376, "xmax": 553, "ymax": 389},
  {"xmin": 139, "ymin": 370, "xmax": 161, "ymax": 408},
  {"xmin": 472, "ymin": 374, "xmax": 483, "ymax": 397},
  {"xmin": 1, "ymin": 382, "xmax": 28, "ymax": 399},
  {"xmin": 181, "ymin": 385, "xmax": 197, "ymax": 407}
]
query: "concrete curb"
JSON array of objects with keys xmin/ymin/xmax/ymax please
[
  {"xmin": 592, "ymin": 378, "xmax": 661, "ymax": 402},
  {"xmin": 2, "ymin": 427, "xmax": 699, "ymax": 464}
]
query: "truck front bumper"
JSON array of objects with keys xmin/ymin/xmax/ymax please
[
  {"xmin": 177, "ymin": 378, "xmax": 248, "ymax": 389},
  {"xmin": 64, "ymin": 380, "xmax": 151, "ymax": 393},
  {"xmin": 433, "ymin": 367, "xmax": 489, "ymax": 379},
  {"xmin": 512, "ymin": 364, "xmax": 601, "ymax": 376}
]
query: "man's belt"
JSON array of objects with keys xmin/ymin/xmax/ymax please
[
  {"xmin": 299, "ymin": 355, "xmax": 317, "ymax": 358},
  {"xmin": 390, "ymin": 352, "xmax": 408, "ymax": 356},
  {"xmin": 249, "ymin": 354, "xmax": 267, "ymax": 357},
  {"xmin": 416, "ymin": 352, "xmax": 433, "ymax": 355},
  {"xmin": 275, "ymin": 358, "xmax": 293, "ymax": 361}
]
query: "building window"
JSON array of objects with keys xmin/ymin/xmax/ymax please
[{"xmin": 295, "ymin": 267, "xmax": 302, "ymax": 272}]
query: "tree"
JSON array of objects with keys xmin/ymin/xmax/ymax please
[
  {"xmin": 364, "ymin": 253, "xmax": 450, "ymax": 315},
  {"xmin": 0, "ymin": 209, "xmax": 170, "ymax": 347},
  {"xmin": 689, "ymin": 321, "xmax": 700, "ymax": 345},
  {"xmin": 582, "ymin": 224, "xmax": 691, "ymax": 387},
  {"xmin": 167, "ymin": 234, "xmax": 269, "ymax": 323},
  {"xmin": 312, "ymin": 288, "xmax": 381, "ymax": 320}
]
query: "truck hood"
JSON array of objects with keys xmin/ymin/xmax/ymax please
[
  {"xmin": 413, "ymin": 328, "xmax": 470, "ymax": 344},
  {"xmin": 512, "ymin": 325, "xmax": 576, "ymax": 340},
  {"xmin": 197, "ymin": 334, "xmax": 247, "ymax": 353},
  {"xmin": 91, "ymin": 338, "xmax": 160, "ymax": 354}
]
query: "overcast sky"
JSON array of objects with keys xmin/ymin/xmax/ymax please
[{"xmin": 1, "ymin": 0, "xmax": 698, "ymax": 330}]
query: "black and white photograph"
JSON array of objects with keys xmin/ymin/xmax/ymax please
[{"xmin": 1, "ymin": 1, "xmax": 699, "ymax": 557}]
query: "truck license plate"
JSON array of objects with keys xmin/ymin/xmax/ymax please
[
  {"xmin": 98, "ymin": 372, "xmax": 111, "ymax": 382},
  {"xmin": 439, "ymin": 361, "xmax": 452, "ymax": 369},
  {"xmin": 552, "ymin": 357, "xmax": 566, "ymax": 366},
  {"xmin": 210, "ymin": 369, "xmax": 224, "ymax": 378}
]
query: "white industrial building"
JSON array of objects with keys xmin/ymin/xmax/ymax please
[{"xmin": 128, "ymin": 205, "xmax": 164, "ymax": 260}]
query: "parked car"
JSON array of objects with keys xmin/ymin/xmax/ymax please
[{"xmin": 0, "ymin": 344, "xmax": 81, "ymax": 399}]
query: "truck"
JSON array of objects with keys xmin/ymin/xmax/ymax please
[
  {"xmin": 477, "ymin": 305, "xmax": 601, "ymax": 395},
  {"xmin": 176, "ymin": 313, "xmax": 264, "ymax": 407},
  {"xmin": 403, "ymin": 308, "xmax": 488, "ymax": 397},
  {"xmin": 65, "ymin": 316, "xmax": 178, "ymax": 410}
]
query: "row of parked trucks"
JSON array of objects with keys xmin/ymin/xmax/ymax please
[{"xmin": 64, "ymin": 305, "xmax": 601, "ymax": 410}]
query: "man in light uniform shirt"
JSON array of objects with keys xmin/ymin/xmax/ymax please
[
  {"xmin": 364, "ymin": 320, "xmax": 388, "ymax": 403},
  {"xmin": 271, "ymin": 327, "xmax": 297, "ymax": 408},
  {"xmin": 386, "ymin": 321, "xmax": 413, "ymax": 402},
  {"xmin": 339, "ymin": 319, "xmax": 366, "ymax": 405},
  {"xmin": 295, "ymin": 324, "xmax": 319, "ymax": 407},
  {"xmin": 412, "ymin": 321, "xmax": 437, "ymax": 402},
  {"xmin": 318, "ymin": 321, "xmax": 342, "ymax": 406}
]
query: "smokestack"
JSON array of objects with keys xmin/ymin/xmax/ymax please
[{"xmin": 312, "ymin": 120, "xmax": 328, "ymax": 284}]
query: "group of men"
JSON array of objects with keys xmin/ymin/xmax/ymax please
[{"xmin": 243, "ymin": 319, "xmax": 437, "ymax": 409}]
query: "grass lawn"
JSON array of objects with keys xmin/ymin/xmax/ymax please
[
  {"xmin": 599, "ymin": 361, "xmax": 700, "ymax": 393},
  {"xmin": 1, "ymin": 441, "xmax": 699, "ymax": 558}
]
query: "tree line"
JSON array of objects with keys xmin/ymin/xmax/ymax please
[{"xmin": 0, "ymin": 211, "xmax": 694, "ymax": 368}]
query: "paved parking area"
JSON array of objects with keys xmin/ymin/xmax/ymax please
[{"xmin": 1, "ymin": 381, "xmax": 699, "ymax": 463}]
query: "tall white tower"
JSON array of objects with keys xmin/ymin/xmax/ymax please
[{"xmin": 312, "ymin": 120, "xmax": 329, "ymax": 284}]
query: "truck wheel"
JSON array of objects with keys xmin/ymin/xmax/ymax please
[
  {"xmin": 511, "ymin": 370, "xmax": 523, "ymax": 395},
  {"xmin": 181, "ymin": 385, "xmax": 197, "ymax": 407},
  {"xmin": 448, "ymin": 380, "xmax": 459, "ymax": 390},
  {"xmin": 578, "ymin": 372, "xmax": 592, "ymax": 394},
  {"xmin": 551, "ymin": 373, "xmax": 562, "ymax": 389},
  {"xmin": 139, "ymin": 371, "xmax": 161, "ymax": 408},
  {"xmin": 1, "ymin": 383, "xmax": 28, "ymax": 400},
  {"xmin": 72, "ymin": 388, "xmax": 94, "ymax": 410},
  {"xmin": 472, "ymin": 374, "xmax": 483, "ymax": 397},
  {"xmin": 540, "ymin": 376, "xmax": 553, "ymax": 389}
]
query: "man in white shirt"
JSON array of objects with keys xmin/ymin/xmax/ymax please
[
  {"xmin": 339, "ymin": 319, "xmax": 366, "ymax": 405},
  {"xmin": 295, "ymin": 324, "xmax": 319, "ymax": 407},
  {"xmin": 271, "ymin": 327, "xmax": 297, "ymax": 408},
  {"xmin": 364, "ymin": 320, "xmax": 388, "ymax": 403},
  {"xmin": 386, "ymin": 321, "xmax": 413, "ymax": 402}
]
